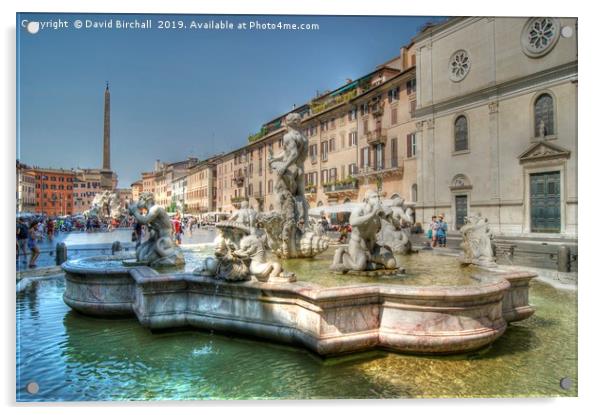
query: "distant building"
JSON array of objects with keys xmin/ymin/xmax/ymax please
[
  {"xmin": 73, "ymin": 168, "xmax": 118, "ymax": 214},
  {"xmin": 136, "ymin": 157, "xmax": 199, "ymax": 210},
  {"xmin": 16, "ymin": 161, "xmax": 36, "ymax": 213},
  {"xmin": 31, "ymin": 167, "xmax": 76, "ymax": 216},
  {"xmin": 186, "ymin": 157, "xmax": 218, "ymax": 214},
  {"xmin": 131, "ymin": 180, "xmax": 143, "ymax": 202}
]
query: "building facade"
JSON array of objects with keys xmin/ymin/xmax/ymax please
[
  {"xmin": 186, "ymin": 159, "xmax": 217, "ymax": 214},
  {"xmin": 16, "ymin": 162, "xmax": 36, "ymax": 213},
  {"xmin": 413, "ymin": 17, "xmax": 577, "ymax": 238},
  {"xmin": 131, "ymin": 180, "xmax": 143, "ymax": 202},
  {"xmin": 72, "ymin": 168, "xmax": 118, "ymax": 214},
  {"xmin": 32, "ymin": 167, "xmax": 75, "ymax": 216}
]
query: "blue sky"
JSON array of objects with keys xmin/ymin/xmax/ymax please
[{"xmin": 17, "ymin": 13, "xmax": 444, "ymax": 186}]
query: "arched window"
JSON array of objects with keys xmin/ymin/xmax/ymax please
[
  {"xmin": 534, "ymin": 93, "xmax": 554, "ymax": 137},
  {"xmin": 268, "ymin": 179, "xmax": 273, "ymax": 194},
  {"xmin": 454, "ymin": 116, "xmax": 468, "ymax": 152},
  {"xmin": 411, "ymin": 184, "xmax": 418, "ymax": 202}
]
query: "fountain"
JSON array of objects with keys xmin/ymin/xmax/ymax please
[
  {"xmin": 61, "ymin": 116, "xmax": 536, "ymax": 356},
  {"xmin": 84, "ymin": 190, "xmax": 125, "ymax": 220}
]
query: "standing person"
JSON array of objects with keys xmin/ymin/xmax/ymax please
[
  {"xmin": 320, "ymin": 215, "xmax": 329, "ymax": 233},
  {"xmin": 437, "ymin": 214, "xmax": 448, "ymax": 248},
  {"xmin": 16, "ymin": 218, "xmax": 29, "ymax": 262},
  {"xmin": 431, "ymin": 216, "xmax": 440, "ymax": 248},
  {"xmin": 37, "ymin": 221, "xmax": 44, "ymax": 242},
  {"xmin": 188, "ymin": 217, "xmax": 195, "ymax": 237},
  {"xmin": 172, "ymin": 213, "xmax": 183, "ymax": 245},
  {"xmin": 46, "ymin": 219, "xmax": 55, "ymax": 242},
  {"xmin": 27, "ymin": 221, "xmax": 40, "ymax": 268}
]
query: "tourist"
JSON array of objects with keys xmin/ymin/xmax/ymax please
[
  {"xmin": 437, "ymin": 214, "xmax": 448, "ymax": 248},
  {"xmin": 36, "ymin": 221, "xmax": 44, "ymax": 242},
  {"xmin": 27, "ymin": 221, "xmax": 40, "ymax": 268},
  {"xmin": 173, "ymin": 214, "xmax": 183, "ymax": 245},
  {"xmin": 16, "ymin": 218, "xmax": 29, "ymax": 262},
  {"xmin": 427, "ymin": 216, "xmax": 438, "ymax": 247},
  {"xmin": 320, "ymin": 215, "xmax": 329, "ymax": 233},
  {"xmin": 46, "ymin": 219, "xmax": 55, "ymax": 242},
  {"xmin": 188, "ymin": 218, "xmax": 195, "ymax": 236}
]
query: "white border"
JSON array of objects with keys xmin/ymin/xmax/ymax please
[{"xmin": 2, "ymin": 1, "xmax": 597, "ymax": 414}]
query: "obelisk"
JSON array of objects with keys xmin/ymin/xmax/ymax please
[{"xmin": 100, "ymin": 82, "xmax": 113, "ymax": 189}]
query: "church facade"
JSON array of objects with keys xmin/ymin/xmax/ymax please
[{"xmin": 413, "ymin": 17, "xmax": 577, "ymax": 239}]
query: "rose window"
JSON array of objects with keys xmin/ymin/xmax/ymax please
[
  {"xmin": 449, "ymin": 50, "xmax": 470, "ymax": 82},
  {"xmin": 521, "ymin": 18, "xmax": 560, "ymax": 57}
]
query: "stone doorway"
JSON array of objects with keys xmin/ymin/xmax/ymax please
[{"xmin": 530, "ymin": 171, "xmax": 561, "ymax": 233}]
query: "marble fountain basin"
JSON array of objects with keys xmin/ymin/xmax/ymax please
[{"xmin": 62, "ymin": 255, "xmax": 536, "ymax": 356}]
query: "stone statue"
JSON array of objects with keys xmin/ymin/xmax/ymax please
[
  {"xmin": 261, "ymin": 112, "xmax": 329, "ymax": 258},
  {"xmin": 538, "ymin": 119, "xmax": 547, "ymax": 138},
  {"xmin": 126, "ymin": 192, "xmax": 185, "ymax": 267},
  {"xmin": 330, "ymin": 190, "xmax": 398, "ymax": 273},
  {"xmin": 458, "ymin": 213, "xmax": 496, "ymax": 267},
  {"xmin": 378, "ymin": 198, "xmax": 413, "ymax": 255},
  {"xmin": 228, "ymin": 200, "xmax": 257, "ymax": 230},
  {"xmin": 84, "ymin": 190, "xmax": 124, "ymax": 220},
  {"xmin": 193, "ymin": 224, "xmax": 250, "ymax": 281},
  {"xmin": 233, "ymin": 233, "xmax": 295, "ymax": 282},
  {"xmin": 193, "ymin": 207, "xmax": 295, "ymax": 283},
  {"xmin": 108, "ymin": 192, "xmax": 125, "ymax": 219}
]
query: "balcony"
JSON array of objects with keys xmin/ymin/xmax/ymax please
[
  {"xmin": 253, "ymin": 192, "xmax": 264, "ymax": 200},
  {"xmin": 230, "ymin": 196, "xmax": 247, "ymax": 207},
  {"xmin": 323, "ymin": 180, "xmax": 359, "ymax": 197},
  {"xmin": 366, "ymin": 127, "xmax": 387, "ymax": 145},
  {"xmin": 231, "ymin": 170, "xmax": 245, "ymax": 187},
  {"xmin": 352, "ymin": 160, "xmax": 404, "ymax": 181}
]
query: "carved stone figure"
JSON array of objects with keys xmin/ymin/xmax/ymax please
[
  {"xmin": 193, "ymin": 224, "xmax": 250, "ymax": 281},
  {"xmin": 378, "ymin": 198, "xmax": 413, "ymax": 255},
  {"xmin": 229, "ymin": 200, "xmax": 257, "ymax": 229},
  {"xmin": 84, "ymin": 190, "xmax": 124, "ymax": 220},
  {"xmin": 193, "ymin": 206, "xmax": 295, "ymax": 282},
  {"xmin": 330, "ymin": 190, "xmax": 398, "ymax": 273},
  {"xmin": 538, "ymin": 119, "xmax": 547, "ymax": 138},
  {"xmin": 234, "ymin": 233, "xmax": 295, "ymax": 282},
  {"xmin": 261, "ymin": 112, "xmax": 329, "ymax": 258},
  {"xmin": 458, "ymin": 213, "xmax": 496, "ymax": 267},
  {"xmin": 126, "ymin": 192, "xmax": 185, "ymax": 267}
]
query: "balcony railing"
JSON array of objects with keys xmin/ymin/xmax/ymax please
[
  {"xmin": 323, "ymin": 181, "xmax": 359, "ymax": 194},
  {"xmin": 230, "ymin": 196, "xmax": 247, "ymax": 203},
  {"xmin": 253, "ymin": 192, "xmax": 264, "ymax": 199},
  {"xmin": 231, "ymin": 170, "xmax": 245, "ymax": 187},
  {"xmin": 352, "ymin": 160, "xmax": 404, "ymax": 180},
  {"xmin": 366, "ymin": 127, "xmax": 387, "ymax": 145}
]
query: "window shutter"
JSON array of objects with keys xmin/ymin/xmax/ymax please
[
  {"xmin": 407, "ymin": 134, "xmax": 412, "ymax": 158},
  {"xmin": 348, "ymin": 133, "xmax": 352, "ymax": 147},
  {"xmin": 360, "ymin": 148, "xmax": 365, "ymax": 167}
]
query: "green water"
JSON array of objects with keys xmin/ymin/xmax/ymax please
[{"xmin": 16, "ymin": 274, "xmax": 577, "ymax": 401}]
